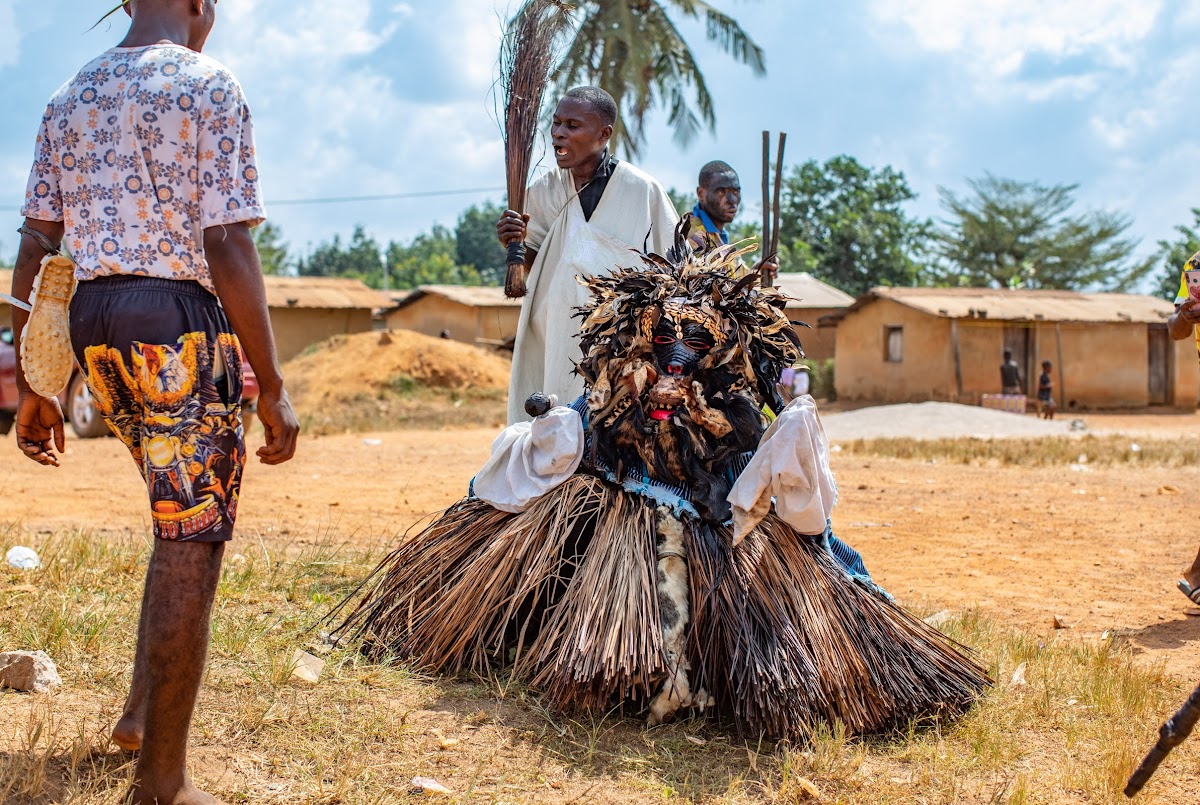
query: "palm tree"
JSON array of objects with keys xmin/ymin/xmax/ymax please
[{"xmin": 550, "ymin": 1, "xmax": 765, "ymax": 157}]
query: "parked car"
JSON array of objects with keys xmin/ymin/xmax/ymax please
[{"xmin": 0, "ymin": 325, "xmax": 259, "ymax": 439}]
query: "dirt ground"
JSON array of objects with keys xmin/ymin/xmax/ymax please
[{"xmin": 2, "ymin": 412, "xmax": 1197, "ymax": 681}]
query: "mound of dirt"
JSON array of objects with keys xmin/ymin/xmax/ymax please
[
  {"xmin": 284, "ymin": 329, "xmax": 511, "ymax": 399},
  {"xmin": 822, "ymin": 401, "xmax": 1075, "ymax": 441}
]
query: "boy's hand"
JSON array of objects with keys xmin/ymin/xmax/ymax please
[{"xmin": 15, "ymin": 391, "xmax": 65, "ymax": 467}]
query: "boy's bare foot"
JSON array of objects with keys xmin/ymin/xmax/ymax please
[
  {"xmin": 111, "ymin": 712, "xmax": 143, "ymax": 751},
  {"xmin": 130, "ymin": 778, "xmax": 227, "ymax": 805}
]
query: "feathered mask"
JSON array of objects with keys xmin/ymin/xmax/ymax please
[{"xmin": 572, "ymin": 218, "xmax": 803, "ymax": 523}]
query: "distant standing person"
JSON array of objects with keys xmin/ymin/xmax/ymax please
[
  {"xmin": 684, "ymin": 160, "xmax": 777, "ymax": 280},
  {"xmin": 1167, "ymin": 250, "xmax": 1200, "ymax": 607},
  {"xmin": 1000, "ymin": 348, "xmax": 1023, "ymax": 395},
  {"xmin": 496, "ymin": 86, "xmax": 678, "ymax": 424},
  {"xmin": 777, "ymin": 363, "xmax": 810, "ymax": 405},
  {"xmin": 1037, "ymin": 360, "xmax": 1056, "ymax": 419},
  {"xmin": 13, "ymin": 1, "xmax": 299, "ymax": 802}
]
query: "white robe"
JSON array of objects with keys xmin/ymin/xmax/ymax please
[{"xmin": 507, "ymin": 161, "xmax": 679, "ymax": 423}]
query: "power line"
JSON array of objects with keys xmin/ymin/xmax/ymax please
[
  {"xmin": 0, "ymin": 185, "xmax": 508, "ymax": 212},
  {"xmin": 270, "ymin": 186, "xmax": 507, "ymax": 207}
]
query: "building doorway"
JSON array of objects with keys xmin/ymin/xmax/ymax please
[
  {"xmin": 1003, "ymin": 325, "xmax": 1033, "ymax": 395},
  {"xmin": 1148, "ymin": 324, "xmax": 1173, "ymax": 406}
]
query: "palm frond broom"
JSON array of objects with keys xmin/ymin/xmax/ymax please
[{"xmin": 499, "ymin": 0, "xmax": 575, "ymax": 298}]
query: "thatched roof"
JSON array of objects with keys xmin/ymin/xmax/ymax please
[
  {"xmin": 263, "ymin": 276, "xmax": 392, "ymax": 310},
  {"xmin": 387, "ymin": 285, "xmax": 521, "ymax": 313},
  {"xmin": 829, "ymin": 286, "xmax": 1174, "ymax": 325},
  {"xmin": 772, "ymin": 272, "xmax": 854, "ymax": 309}
]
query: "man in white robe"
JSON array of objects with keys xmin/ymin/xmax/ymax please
[{"xmin": 497, "ymin": 86, "xmax": 678, "ymax": 423}]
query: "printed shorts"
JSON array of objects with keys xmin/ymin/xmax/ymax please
[{"xmin": 70, "ymin": 276, "xmax": 246, "ymax": 542}]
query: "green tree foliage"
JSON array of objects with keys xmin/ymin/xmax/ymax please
[
  {"xmin": 934, "ymin": 175, "xmax": 1152, "ymax": 291},
  {"xmin": 666, "ymin": 187, "xmax": 694, "ymax": 218},
  {"xmin": 775, "ymin": 156, "xmax": 932, "ymax": 296},
  {"xmin": 252, "ymin": 221, "xmax": 291, "ymax": 276},
  {"xmin": 551, "ymin": 1, "xmax": 765, "ymax": 157},
  {"xmin": 454, "ymin": 202, "xmax": 507, "ymax": 286},
  {"xmin": 297, "ymin": 225, "xmax": 386, "ymax": 288},
  {"xmin": 1150, "ymin": 208, "xmax": 1200, "ymax": 300},
  {"xmin": 387, "ymin": 224, "xmax": 480, "ymax": 290}
]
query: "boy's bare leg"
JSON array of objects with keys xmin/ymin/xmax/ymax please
[
  {"xmin": 129, "ymin": 539, "xmax": 227, "ymax": 805},
  {"xmin": 112, "ymin": 551, "xmax": 155, "ymax": 751}
]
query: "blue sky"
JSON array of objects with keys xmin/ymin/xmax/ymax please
[{"xmin": 2, "ymin": 0, "xmax": 1199, "ymax": 284}]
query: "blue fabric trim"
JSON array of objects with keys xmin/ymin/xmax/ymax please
[
  {"xmin": 569, "ymin": 393, "xmax": 749, "ymax": 518},
  {"xmin": 692, "ymin": 203, "xmax": 729, "ymax": 245}
]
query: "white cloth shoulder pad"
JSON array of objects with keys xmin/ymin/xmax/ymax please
[
  {"xmin": 727, "ymin": 395, "xmax": 838, "ymax": 544},
  {"xmin": 471, "ymin": 405, "xmax": 585, "ymax": 513}
]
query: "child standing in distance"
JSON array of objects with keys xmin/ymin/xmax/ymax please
[{"xmin": 1037, "ymin": 360, "xmax": 1056, "ymax": 419}]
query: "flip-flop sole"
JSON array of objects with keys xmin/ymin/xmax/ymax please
[
  {"xmin": 1177, "ymin": 579, "xmax": 1200, "ymax": 605},
  {"xmin": 20, "ymin": 253, "xmax": 76, "ymax": 397}
]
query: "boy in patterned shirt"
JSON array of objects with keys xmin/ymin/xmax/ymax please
[
  {"xmin": 1168, "ymin": 250, "xmax": 1200, "ymax": 607},
  {"xmin": 12, "ymin": 1, "xmax": 299, "ymax": 802}
]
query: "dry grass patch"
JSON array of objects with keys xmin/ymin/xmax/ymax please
[
  {"xmin": 1, "ymin": 530, "xmax": 1197, "ymax": 803},
  {"xmin": 839, "ymin": 434, "xmax": 1200, "ymax": 468}
]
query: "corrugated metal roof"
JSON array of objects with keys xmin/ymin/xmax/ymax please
[
  {"xmin": 772, "ymin": 272, "xmax": 855, "ymax": 308},
  {"xmin": 389, "ymin": 284, "xmax": 522, "ymax": 312},
  {"xmin": 838, "ymin": 286, "xmax": 1174, "ymax": 324},
  {"xmin": 262, "ymin": 276, "xmax": 392, "ymax": 310}
]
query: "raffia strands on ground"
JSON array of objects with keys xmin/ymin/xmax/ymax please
[
  {"xmin": 333, "ymin": 477, "xmax": 990, "ymax": 742},
  {"xmin": 692, "ymin": 517, "xmax": 992, "ymax": 741},
  {"xmin": 501, "ymin": 0, "xmax": 575, "ymax": 213},
  {"xmin": 522, "ymin": 486, "xmax": 663, "ymax": 711}
]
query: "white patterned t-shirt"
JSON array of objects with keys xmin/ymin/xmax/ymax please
[{"xmin": 21, "ymin": 43, "xmax": 265, "ymax": 294}]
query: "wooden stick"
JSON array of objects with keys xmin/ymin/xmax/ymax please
[
  {"xmin": 765, "ymin": 131, "xmax": 786, "ymax": 288},
  {"xmin": 761, "ymin": 131, "xmax": 771, "ymax": 282}
]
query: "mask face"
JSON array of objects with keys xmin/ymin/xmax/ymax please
[{"xmin": 642, "ymin": 298, "xmax": 723, "ymax": 377}]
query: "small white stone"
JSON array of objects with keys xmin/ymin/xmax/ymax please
[{"xmin": 6, "ymin": 546, "xmax": 41, "ymax": 570}]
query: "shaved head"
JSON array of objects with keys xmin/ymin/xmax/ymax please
[{"xmin": 562, "ymin": 86, "xmax": 618, "ymax": 128}]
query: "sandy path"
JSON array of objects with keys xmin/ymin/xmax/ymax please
[{"xmin": 2, "ymin": 420, "xmax": 1197, "ymax": 679}]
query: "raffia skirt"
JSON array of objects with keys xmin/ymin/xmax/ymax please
[{"xmin": 330, "ymin": 474, "xmax": 990, "ymax": 740}]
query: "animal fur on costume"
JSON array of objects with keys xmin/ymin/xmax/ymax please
[{"xmin": 329, "ymin": 221, "xmax": 991, "ymax": 740}]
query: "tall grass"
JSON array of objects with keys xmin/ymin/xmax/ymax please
[{"xmin": 1, "ymin": 530, "xmax": 1196, "ymax": 803}]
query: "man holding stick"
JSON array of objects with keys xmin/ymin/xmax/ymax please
[
  {"xmin": 496, "ymin": 86, "xmax": 678, "ymax": 424},
  {"xmin": 13, "ymin": 1, "xmax": 298, "ymax": 802}
]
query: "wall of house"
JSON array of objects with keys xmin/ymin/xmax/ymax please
[
  {"xmin": 1172, "ymin": 336, "xmax": 1200, "ymax": 407},
  {"xmin": 385, "ymin": 297, "xmax": 520, "ymax": 346},
  {"xmin": 833, "ymin": 299, "xmax": 955, "ymax": 401},
  {"xmin": 790, "ymin": 306, "xmax": 840, "ymax": 363},
  {"xmin": 474, "ymin": 305, "xmax": 521, "ymax": 344},
  {"xmin": 271, "ymin": 307, "xmax": 374, "ymax": 363},
  {"xmin": 385, "ymin": 297, "xmax": 475, "ymax": 344},
  {"xmin": 837, "ymin": 306, "xmax": 1200, "ymax": 409}
]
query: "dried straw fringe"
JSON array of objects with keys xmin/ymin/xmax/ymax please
[{"xmin": 332, "ymin": 480, "xmax": 989, "ymax": 740}]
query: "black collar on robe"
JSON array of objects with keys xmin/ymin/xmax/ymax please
[{"xmin": 576, "ymin": 149, "xmax": 619, "ymax": 222}]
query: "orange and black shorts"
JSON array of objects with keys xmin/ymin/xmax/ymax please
[{"xmin": 69, "ymin": 275, "xmax": 246, "ymax": 542}]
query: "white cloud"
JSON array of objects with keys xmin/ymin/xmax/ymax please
[
  {"xmin": 188, "ymin": 0, "xmax": 508, "ymax": 246},
  {"xmin": 868, "ymin": 0, "xmax": 1162, "ymax": 97}
]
